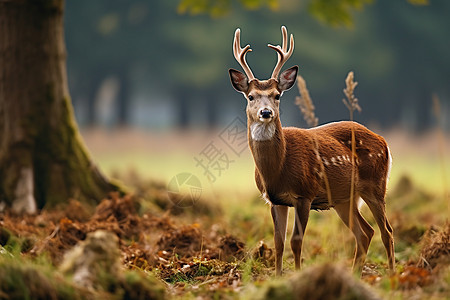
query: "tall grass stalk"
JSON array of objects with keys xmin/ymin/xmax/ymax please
[
  {"xmin": 295, "ymin": 75, "xmax": 332, "ymax": 207},
  {"xmin": 432, "ymin": 94, "xmax": 449, "ymax": 219},
  {"xmin": 342, "ymin": 71, "xmax": 361, "ymax": 232},
  {"xmin": 296, "ymin": 75, "xmax": 318, "ymax": 128}
]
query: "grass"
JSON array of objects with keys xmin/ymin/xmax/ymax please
[
  {"xmin": 89, "ymin": 135, "xmax": 449, "ymax": 194},
  {"xmin": 389, "ymin": 154, "xmax": 449, "ymax": 193},
  {"xmin": 92, "ymin": 149, "xmax": 257, "ymax": 199},
  {"xmin": 86, "ymin": 128, "xmax": 449, "ymax": 260},
  {"xmin": 99, "ymin": 137, "xmax": 446, "ymax": 233},
  {"xmin": 1, "ymin": 128, "xmax": 448, "ymax": 299}
]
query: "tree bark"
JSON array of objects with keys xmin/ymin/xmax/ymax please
[{"xmin": 0, "ymin": 0, "xmax": 119, "ymax": 213}]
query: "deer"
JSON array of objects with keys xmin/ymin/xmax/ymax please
[{"xmin": 229, "ymin": 26, "xmax": 395, "ymax": 276}]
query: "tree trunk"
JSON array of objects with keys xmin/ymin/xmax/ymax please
[{"xmin": 0, "ymin": 0, "xmax": 119, "ymax": 213}]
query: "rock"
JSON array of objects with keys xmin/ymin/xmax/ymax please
[{"xmin": 59, "ymin": 230, "xmax": 120, "ymax": 290}]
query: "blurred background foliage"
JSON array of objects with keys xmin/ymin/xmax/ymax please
[{"xmin": 65, "ymin": 0, "xmax": 448, "ymax": 131}]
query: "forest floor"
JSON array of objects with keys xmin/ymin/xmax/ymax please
[
  {"xmin": 0, "ymin": 173, "xmax": 449, "ymax": 299},
  {"xmin": 0, "ymin": 129, "xmax": 449, "ymax": 299}
]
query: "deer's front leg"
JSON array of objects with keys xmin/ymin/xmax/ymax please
[
  {"xmin": 291, "ymin": 198, "xmax": 312, "ymax": 270},
  {"xmin": 270, "ymin": 204, "xmax": 288, "ymax": 276}
]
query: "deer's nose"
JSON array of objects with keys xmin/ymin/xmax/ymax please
[{"xmin": 259, "ymin": 108, "xmax": 273, "ymax": 119}]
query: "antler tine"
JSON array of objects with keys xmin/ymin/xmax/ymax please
[
  {"xmin": 281, "ymin": 25, "xmax": 288, "ymax": 52},
  {"xmin": 233, "ymin": 28, "xmax": 255, "ymax": 81},
  {"xmin": 268, "ymin": 26, "xmax": 294, "ymax": 80}
]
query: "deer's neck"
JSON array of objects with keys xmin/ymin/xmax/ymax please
[{"xmin": 248, "ymin": 118, "xmax": 286, "ymax": 183}]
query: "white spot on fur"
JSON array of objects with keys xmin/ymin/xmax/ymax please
[
  {"xmin": 377, "ymin": 153, "xmax": 382, "ymax": 157},
  {"xmin": 369, "ymin": 153, "xmax": 373, "ymax": 158},
  {"xmin": 331, "ymin": 157, "xmax": 338, "ymax": 165},
  {"xmin": 261, "ymin": 192, "xmax": 271, "ymax": 205},
  {"xmin": 359, "ymin": 140, "xmax": 363, "ymax": 145},
  {"xmin": 322, "ymin": 158, "xmax": 330, "ymax": 166},
  {"xmin": 250, "ymin": 122, "xmax": 276, "ymax": 141}
]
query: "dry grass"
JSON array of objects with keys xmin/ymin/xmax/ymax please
[
  {"xmin": 296, "ymin": 74, "xmax": 333, "ymax": 207},
  {"xmin": 342, "ymin": 71, "xmax": 362, "ymax": 117},
  {"xmin": 342, "ymin": 71, "xmax": 361, "ymax": 230},
  {"xmin": 295, "ymin": 75, "xmax": 318, "ymax": 128},
  {"xmin": 432, "ymin": 94, "xmax": 449, "ymax": 218},
  {"xmin": 418, "ymin": 222, "xmax": 450, "ymax": 270},
  {"xmin": 1, "ymin": 171, "xmax": 449, "ymax": 299}
]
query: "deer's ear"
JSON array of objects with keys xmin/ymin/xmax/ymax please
[
  {"xmin": 229, "ymin": 69, "xmax": 249, "ymax": 93},
  {"xmin": 278, "ymin": 65, "xmax": 298, "ymax": 91}
]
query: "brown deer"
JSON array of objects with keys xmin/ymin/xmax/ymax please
[{"xmin": 229, "ymin": 26, "xmax": 395, "ymax": 275}]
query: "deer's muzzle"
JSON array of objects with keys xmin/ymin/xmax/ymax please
[{"xmin": 259, "ymin": 108, "xmax": 273, "ymax": 120}]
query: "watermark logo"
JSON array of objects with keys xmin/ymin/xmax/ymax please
[
  {"xmin": 167, "ymin": 173, "xmax": 202, "ymax": 207},
  {"xmin": 194, "ymin": 141, "xmax": 235, "ymax": 182},
  {"xmin": 194, "ymin": 116, "xmax": 248, "ymax": 183},
  {"xmin": 168, "ymin": 116, "xmax": 248, "ymax": 204},
  {"xmin": 219, "ymin": 116, "xmax": 247, "ymax": 156}
]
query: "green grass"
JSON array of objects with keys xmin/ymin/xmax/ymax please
[
  {"xmin": 93, "ymin": 150, "xmax": 257, "ymax": 199},
  {"xmin": 81, "ymin": 131, "xmax": 449, "ymax": 299},
  {"xmin": 94, "ymin": 147, "xmax": 449, "ymax": 275},
  {"xmin": 389, "ymin": 154, "xmax": 449, "ymax": 195},
  {"xmin": 92, "ymin": 144, "xmax": 449, "ymax": 246},
  {"xmin": 92, "ymin": 146, "xmax": 449, "ymax": 198}
]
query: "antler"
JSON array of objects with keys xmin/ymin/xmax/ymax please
[
  {"xmin": 268, "ymin": 26, "xmax": 294, "ymax": 80},
  {"xmin": 233, "ymin": 28, "xmax": 255, "ymax": 81}
]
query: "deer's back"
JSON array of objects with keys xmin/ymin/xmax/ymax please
[{"xmin": 281, "ymin": 121, "xmax": 390, "ymax": 205}]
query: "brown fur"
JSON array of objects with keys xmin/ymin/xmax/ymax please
[
  {"xmin": 229, "ymin": 27, "xmax": 394, "ymax": 276},
  {"xmin": 238, "ymin": 76, "xmax": 394, "ymax": 275},
  {"xmin": 250, "ymin": 118, "xmax": 390, "ymax": 206},
  {"xmin": 247, "ymin": 111, "xmax": 394, "ymax": 275}
]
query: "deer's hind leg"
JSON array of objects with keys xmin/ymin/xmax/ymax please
[
  {"xmin": 361, "ymin": 190, "xmax": 395, "ymax": 272},
  {"xmin": 334, "ymin": 199, "xmax": 374, "ymax": 274}
]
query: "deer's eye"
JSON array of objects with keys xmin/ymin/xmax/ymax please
[
  {"xmin": 275, "ymin": 94, "xmax": 280, "ymax": 100},
  {"xmin": 248, "ymin": 95, "xmax": 254, "ymax": 101}
]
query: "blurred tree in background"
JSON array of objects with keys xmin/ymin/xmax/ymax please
[
  {"xmin": 0, "ymin": 0, "xmax": 119, "ymax": 212},
  {"xmin": 65, "ymin": 0, "xmax": 448, "ymax": 131}
]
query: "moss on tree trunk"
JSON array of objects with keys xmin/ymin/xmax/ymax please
[{"xmin": 0, "ymin": 0, "xmax": 120, "ymax": 212}]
